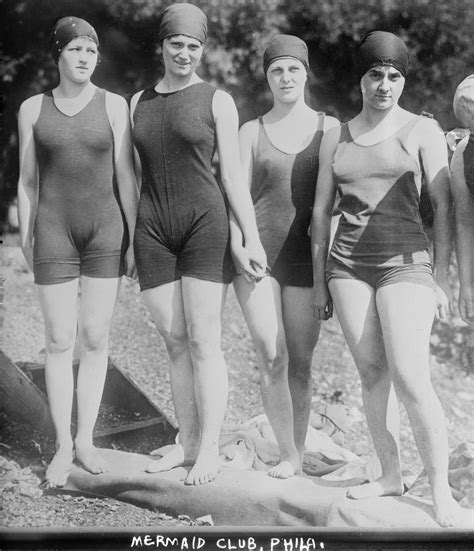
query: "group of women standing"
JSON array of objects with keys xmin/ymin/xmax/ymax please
[{"xmin": 17, "ymin": 2, "xmax": 470, "ymax": 528}]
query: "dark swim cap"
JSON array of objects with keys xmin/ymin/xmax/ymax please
[
  {"xmin": 357, "ymin": 31, "xmax": 409, "ymax": 79},
  {"xmin": 158, "ymin": 3, "xmax": 207, "ymax": 44},
  {"xmin": 263, "ymin": 34, "xmax": 309, "ymax": 75},
  {"xmin": 50, "ymin": 16, "xmax": 99, "ymax": 63}
]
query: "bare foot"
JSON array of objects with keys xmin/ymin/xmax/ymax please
[
  {"xmin": 433, "ymin": 491, "xmax": 467, "ymax": 527},
  {"xmin": 45, "ymin": 450, "xmax": 74, "ymax": 488},
  {"xmin": 347, "ymin": 475, "xmax": 403, "ymax": 499},
  {"xmin": 268, "ymin": 455, "xmax": 300, "ymax": 479},
  {"xmin": 184, "ymin": 445, "xmax": 221, "ymax": 485},
  {"xmin": 75, "ymin": 445, "xmax": 108, "ymax": 475},
  {"xmin": 146, "ymin": 444, "xmax": 195, "ymax": 474}
]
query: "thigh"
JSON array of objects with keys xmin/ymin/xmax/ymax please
[
  {"xmin": 328, "ymin": 278, "xmax": 386, "ymax": 367},
  {"xmin": 36, "ymin": 279, "xmax": 79, "ymax": 338},
  {"xmin": 134, "ymin": 227, "xmax": 179, "ymax": 290},
  {"xmin": 179, "ymin": 205, "xmax": 233, "ymax": 284},
  {"xmin": 181, "ymin": 277, "xmax": 228, "ymax": 341},
  {"xmin": 233, "ymin": 275, "xmax": 284, "ymax": 350},
  {"xmin": 78, "ymin": 276, "xmax": 121, "ymax": 332},
  {"xmin": 376, "ymin": 282, "xmax": 436, "ymax": 380},
  {"xmin": 281, "ymin": 286, "xmax": 320, "ymax": 356},
  {"xmin": 141, "ymin": 280, "xmax": 187, "ymax": 339}
]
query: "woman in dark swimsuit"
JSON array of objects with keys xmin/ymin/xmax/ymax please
[
  {"xmin": 17, "ymin": 17, "xmax": 138, "ymax": 488},
  {"xmin": 131, "ymin": 3, "xmax": 265, "ymax": 486},
  {"xmin": 232, "ymin": 35, "xmax": 339, "ymax": 478}
]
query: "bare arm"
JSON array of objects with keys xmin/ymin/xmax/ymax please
[
  {"xmin": 450, "ymin": 138, "xmax": 474, "ymax": 324},
  {"xmin": 17, "ymin": 96, "xmax": 42, "ymax": 271},
  {"xmin": 130, "ymin": 91, "xmax": 143, "ymax": 190},
  {"xmin": 213, "ymin": 90, "xmax": 266, "ymax": 273},
  {"xmin": 105, "ymin": 93, "xmax": 140, "ymax": 277},
  {"xmin": 418, "ymin": 118, "xmax": 455, "ymax": 318},
  {"xmin": 311, "ymin": 126, "xmax": 340, "ymax": 320}
]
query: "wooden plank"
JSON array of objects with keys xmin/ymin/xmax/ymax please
[
  {"xmin": 0, "ymin": 351, "xmax": 54, "ymax": 435},
  {"xmin": 93, "ymin": 417, "xmax": 167, "ymax": 438}
]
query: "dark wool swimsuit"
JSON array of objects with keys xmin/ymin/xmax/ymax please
[
  {"xmin": 463, "ymin": 133, "xmax": 474, "ymax": 198},
  {"xmin": 250, "ymin": 114, "xmax": 325, "ymax": 287},
  {"xmin": 133, "ymin": 82, "xmax": 233, "ymax": 291},
  {"xmin": 327, "ymin": 115, "xmax": 435, "ymax": 290},
  {"xmin": 33, "ymin": 88, "xmax": 126, "ymax": 285}
]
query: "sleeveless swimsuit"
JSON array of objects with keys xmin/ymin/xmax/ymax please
[
  {"xmin": 327, "ymin": 115, "xmax": 435, "ymax": 290},
  {"xmin": 33, "ymin": 88, "xmax": 126, "ymax": 285},
  {"xmin": 250, "ymin": 114, "xmax": 325, "ymax": 287},
  {"xmin": 463, "ymin": 133, "xmax": 474, "ymax": 198},
  {"xmin": 133, "ymin": 82, "xmax": 232, "ymax": 290}
]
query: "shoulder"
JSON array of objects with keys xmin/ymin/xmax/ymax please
[
  {"xmin": 130, "ymin": 89, "xmax": 146, "ymax": 116},
  {"xmin": 412, "ymin": 113, "xmax": 444, "ymax": 138},
  {"xmin": 323, "ymin": 115, "xmax": 340, "ymax": 132},
  {"xmin": 239, "ymin": 118, "xmax": 259, "ymax": 147},
  {"xmin": 212, "ymin": 89, "xmax": 238, "ymax": 121},
  {"xmin": 450, "ymin": 135, "xmax": 468, "ymax": 172},
  {"xmin": 19, "ymin": 93, "xmax": 44, "ymax": 122},
  {"xmin": 105, "ymin": 90, "xmax": 128, "ymax": 109}
]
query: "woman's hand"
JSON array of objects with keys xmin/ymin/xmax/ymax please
[
  {"xmin": 244, "ymin": 239, "xmax": 267, "ymax": 276},
  {"xmin": 231, "ymin": 242, "xmax": 266, "ymax": 283},
  {"xmin": 458, "ymin": 285, "xmax": 474, "ymax": 325},
  {"xmin": 124, "ymin": 245, "xmax": 137, "ymax": 279},
  {"xmin": 21, "ymin": 244, "xmax": 34, "ymax": 272},
  {"xmin": 434, "ymin": 277, "xmax": 454, "ymax": 320},
  {"xmin": 314, "ymin": 282, "xmax": 333, "ymax": 321}
]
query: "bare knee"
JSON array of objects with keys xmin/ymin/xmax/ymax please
[
  {"xmin": 81, "ymin": 323, "xmax": 110, "ymax": 353},
  {"xmin": 46, "ymin": 327, "xmax": 76, "ymax": 355},
  {"xmin": 186, "ymin": 322, "xmax": 221, "ymax": 362},
  {"xmin": 392, "ymin": 372, "xmax": 433, "ymax": 407},
  {"xmin": 160, "ymin": 329, "xmax": 189, "ymax": 362},
  {"xmin": 287, "ymin": 345, "xmax": 314, "ymax": 384},
  {"xmin": 357, "ymin": 358, "xmax": 387, "ymax": 391},
  {"xmin": 254, "ymin": 336, "xmax": 288, "ymax": 381}
]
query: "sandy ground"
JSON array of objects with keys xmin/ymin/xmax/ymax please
[{"xmin": 1, "ymin": 232, "xmax": 473, "ymax": 530}]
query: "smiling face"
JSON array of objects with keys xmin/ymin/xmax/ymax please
[
  {"xmin": 266, "ymin": 57, "xmax": 307, "ymax": 103},
  {"xmin": 360, "ymin": 65, "xmax": 405, "ymax": 110},
  {"xmin": 58, "ymin": 36, "xmax": 98, "ymax": 83},
  {"xmin": 161, "ymin": 35, "xmax": 204, "ymax": 78}
]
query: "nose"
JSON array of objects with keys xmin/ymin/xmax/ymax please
[
  {"xmin": 78, "ymin": 50, "xmax": 88, "ymax": 63},
  {"xmin": 281, "ymin": 70, "xmax": 291, "ymax": 82},
  {"xmin": 379, "ymin": 76, "xmax": 390, "ymax": 90}
]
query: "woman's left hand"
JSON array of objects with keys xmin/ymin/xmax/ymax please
[
  {"xmin": 434, "ymin": 278, "xmax": 454, "ymax": 320},
  {"xmin": 124, "ymin": 246, "xmax": 137, "ymax": 279},
  {"xmin": 244, "ymin": 239, "xmax": 267, "ymax": 277}
]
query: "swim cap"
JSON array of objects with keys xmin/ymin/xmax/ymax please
[
  {"xmin": 263, "ymin": 34, "xmax": 309, "ymax": 75},
  {"xmin": 357, "ymin": 31, "xmax": 409, "ymax": 79},
  {"xmin": 453, "ymin": 75, "xmax": 474, "ymax": 128},
  {"xmin": 50, "ymin": 16, "xmax": 99, "ymax": 63},
  {"xmin": 158, "ymin": 3, "xmax": 207, "ymax": 44}
]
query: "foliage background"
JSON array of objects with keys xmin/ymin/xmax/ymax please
[{"xmin": 2, "ymin": 0, "xmax": 474, "ymax": 224}]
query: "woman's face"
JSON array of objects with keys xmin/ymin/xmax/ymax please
[
  {"xmin": 58, "ymin": 37, "xmax": 98, "ymax": 83},
  {"xmin": 266, "ymin": 57, "xmax": 307, "ymax": 103},
  {"xmin": 360, "ymin": 65, "xmax": 405, "ymax": 110},
  {"xmin": 162, "ymin": 35, "xmax": 204, "ymax": 77}
]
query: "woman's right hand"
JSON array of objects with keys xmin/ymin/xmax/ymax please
[
  {"xmin": 244, "ymin": 239, "xmax": 267, "ymax": 277},
  {"xmin": 314, "ymin": 282, "xmax": 333, "ymax": 321},
  {"xmin": 458, "ymin": 285, "xmax": 474, "ymax": 325},
  {"xmin": 231, "ymin": 243, "xmax": 265, "ymax": 283},
  {"xmin": 21, "ymin": 245, "xmax": 34, "ymax": 272}
]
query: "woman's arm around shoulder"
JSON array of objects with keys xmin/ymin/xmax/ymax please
[
  {"xmin": 17, "ymin": 94, "xmax": 43, "ymax": 271},
  {"xmin": 105, "ymin": 91, "xmax": 139, "ymax": 278},
  {"xmin": 323, "ymin": 115, "xmax": 340, "ymax": 133}
]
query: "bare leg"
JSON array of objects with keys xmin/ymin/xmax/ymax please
[
  {"xmin": 377, "ymin": 283, "xmax": 464, "ymax": 527},
  {"xmin": 142, "ymin": 281, "xmax": 200, "ymax": 473},
  {"xmin": 37, "ymin": 280, "xmax": 78, "ymax": 487},
  {"xmin": 74, "ymin": 276, "xmax": 121, "ymax": 474},
  {"xmin": 282, "ymin": 286, "xmax": 320, "ymax": 465},
  {"xmin": 234, "ymin": 276, "xmax": 299, "ymax": 479},
  {"xmin": 181, "ymin": 277, "xmax": 229, "ymax": 485},
  {"xmin": 329, "ymin": 278, "xmax": 403, "ymax": 499}
]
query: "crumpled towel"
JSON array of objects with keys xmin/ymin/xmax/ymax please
[{"xmin": 150, "ymin": 413, "xmax": 365, "ymax": 479}]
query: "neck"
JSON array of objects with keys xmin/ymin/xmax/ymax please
[
  {"xmin": 159, "ymin": 71, "xmax": 199, "ymax": 93},
  {"xmin": 270, "ymin": 95, "xmax": 309, "ymax": 119},
  {"xmin": 360, "ymin": 102, "xmax": 401, "ymax": 126},
  {"xmin": 56, "ymin": 78, "xmax": 94, "ymax": 99}
]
